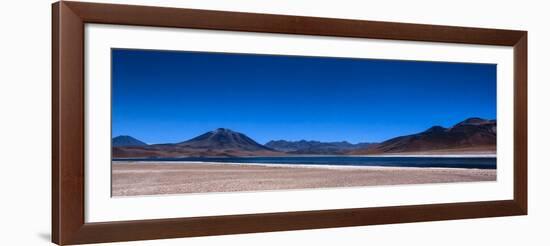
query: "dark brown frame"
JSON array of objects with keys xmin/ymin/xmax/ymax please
[{"xmin": 52, "ymin": 1, "xmax": 527, "ymax": 245}]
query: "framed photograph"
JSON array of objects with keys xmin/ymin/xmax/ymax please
[{"xmin": 52, "ymin": 1, "xmax": 527, "ymax": 245}]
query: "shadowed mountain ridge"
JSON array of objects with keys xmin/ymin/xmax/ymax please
[{"xmin": 349, "ymin": 117, "xmax": 496, "ymax": 154}]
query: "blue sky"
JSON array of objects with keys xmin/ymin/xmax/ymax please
[{"xmin": 112, "ymin": 49, "xmax": 496, "ymax": 144}]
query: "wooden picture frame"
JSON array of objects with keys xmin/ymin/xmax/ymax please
[{"xmin": 52, "ymin": 1, "xmax": 527, "ymax": 245}]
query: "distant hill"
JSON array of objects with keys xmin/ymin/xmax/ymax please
[
  {"xmin": 349, "ymin": 117, "xmax": 496, "ymax": 155},
  {"xmin": 112, "ymin": 128, "xmax": 280, "ymax": 158},
  {"xmin": 112, "ymin": 135, "xmax": 147, "ymax": 147},
  {"xmin": 178, "ymin": 128, "xmax": 272, "ymax": 151},
  {"xmin": 266, "ymin": 140, "xmax": 374, "ymax": 155}
]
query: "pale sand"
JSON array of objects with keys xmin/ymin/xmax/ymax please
[{"xmin": 112, "ymin": 161, "xmax": 496, "ymax": 196}]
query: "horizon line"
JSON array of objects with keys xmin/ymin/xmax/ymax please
[{"xmin": 113, "ymin": 117, "xmax": 496, "ymax": 145}]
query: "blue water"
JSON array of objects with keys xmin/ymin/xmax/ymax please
[{"xmin": 113, "ymin": 156, "xmax": 496, "ymax": 169}]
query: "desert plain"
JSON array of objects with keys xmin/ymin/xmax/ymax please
[{"xmin": 112, "ymin": 161, "xmax": 496, "ymax": 196}]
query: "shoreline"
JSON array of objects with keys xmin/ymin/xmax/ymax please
[
  {"xmin": 113, "ymin": 153, "xmax": 497, "ymax": 160},
  {"xmin": 112, "ymin": 160, "xmax": 495, "ymax": 170},
  {"xmin": 346, "ymin": 154, "xmax": 496, "ymax": 158},
  {"xmin": 112, "ymin": 161, "xmax": 496, "ymax": 196}
]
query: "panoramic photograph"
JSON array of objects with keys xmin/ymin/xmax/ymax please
[{"xmin": 111, "ymin": 48, "xmax": 497, "ymax": 197}]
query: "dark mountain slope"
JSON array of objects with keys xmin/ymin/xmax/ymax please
[
  {"xmin": 349, "ymin": 118, "xmax": 496, "ymax": 154},
  {"xmin": 178, "ymin": 128, "xmax": 272, "ymax": 151}
]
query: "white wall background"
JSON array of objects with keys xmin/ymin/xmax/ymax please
[{"xmin": 0, "ymin": 0, "xmax": 547, "ymax": 245}]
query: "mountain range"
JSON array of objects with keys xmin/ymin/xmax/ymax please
[
  {"xmin": 112, "ymin": 128, "xmax": 281, "ymax": 158},
  {"xmin": 265, "ymin": 140, "xmax": 373, "ymax": 155},
  {"xmin": 349, "ymin": 117, "xmax": 496, "ymax": 155},
  {"xmin": 112, "ymin": 117, "xmax": 496, "ymax": 158}
]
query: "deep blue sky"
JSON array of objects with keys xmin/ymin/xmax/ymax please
[{"xmin": 112, "ymin": 49, "xmax": 496, "ymax": 144}]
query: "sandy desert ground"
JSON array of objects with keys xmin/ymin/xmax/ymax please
[{"xmin": 112, "ymin": 161, "xmax": 496, "ymax": 196}]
